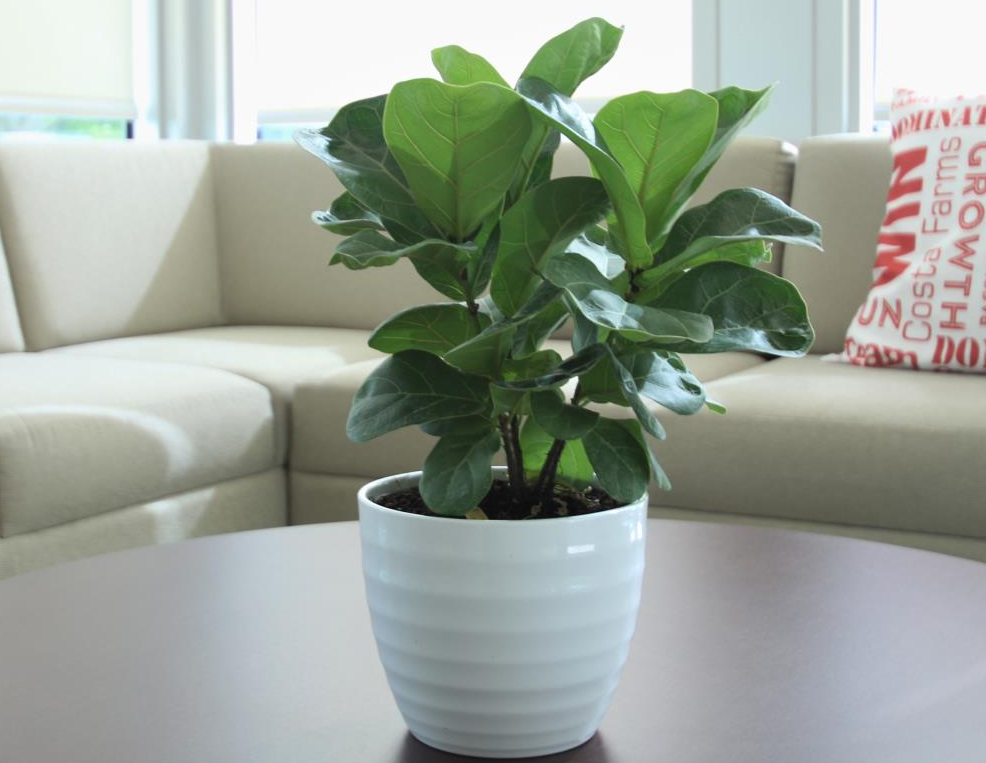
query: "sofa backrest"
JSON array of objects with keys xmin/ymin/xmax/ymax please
[
  {"xmin": 211, "ymin": 141, "xmax": 445, "ymax": 330},
  {"xmin": 0, "ymin": 231, "xmax": 24, "ymax": 352},
  {"xmin": 781, "ymin": 134, "xmax": 892, "ymax": 355},
  {"xmin": 215, "ymin": 136, "xmax": 798, "ymax": 331},
  {"xmin": 0, "ymin": 142, "xmax": 223, "ymax": 350}
]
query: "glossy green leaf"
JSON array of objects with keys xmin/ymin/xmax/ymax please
[
  {"xmin": 444, "ymin": 322, "xmax": 517, "ymax": 376},
  {"xmin": 331, "ymin": 232, "xmax": 475, "ymax": 300},
  {"xmin": 516, "ymin": 77, "xmax": 651, "ymax": 267},
  {"xmin": 655, "ymin": 262, "xmax": 815, "ymax": 356},
  {"xmin": 502, "ymin": 350, "xmax": 564, "ymax": 381},
  {"xmin": 566, "ymin": 225, "xmax": 625, "ymax": 279},
  {"xmin": 296, "ymin": 96, "xmax": 439, "ymax": 242},
  {"xmin": 654, "ymin": 85, "xmax": 774, "ymax": 245},
  {"xmin": 625, "ymin": 419, "xmax": 671, "ymax": 491},
  {"xmin": 491, "ymin": 177, "xmax": 610, "ymax": 316},
  {"xmin": 607, "ymin": 353, "xmax": 666, "ymax": 440},
  {"xmin": 520, "ymin": 417, "xmax": 593, "ymax": 489},
  {"xmin": 620, "ymin": 351, "xmax": 706, "ymax": 415},
  {"xmin": 331, "ymin": 230, "xmax": 403, "ymax": 269},
  {"xmin": 384, "ymin": 79, "xmax": 532, "ymax": 240},
  {"xmin": 420, "ymin": 415, "xmax": 493, "ymax": 437},
  {"xmin": 420, "ymin": 429, "xmax": 501, "ymax": 515},
  {"xmin": 650, "ymin": 187, "xmax": 821, "ymax": 277},
  {"xmin": 312, "ymin": 192, "xmax": 385, "ymax": 235},
  {"xmin": 406, "ymin": 241, "xmax": 475, "ymax": 300},
  {"xmin": 494, "ymin": 344, "xmax": 607, "ymax": 390},
  {"xmin": 595, "ymin": 90, "xmax": 718, "ymax": 248},
  {"xmin": 583, "ymin": 418, "xmax": 650, "ymax": 503},
  {"xmin": 634, "ymin": 240, "xmax": 771, "ymax": 304},
  {"xmin": 431, "ymin": 45, "xmax": 508, "ymax": 86},
  {"xmin": 544, "ymin": 254, "xmax": 713, "ymax": 343},
  {"xmin": 510, "ymin": 299, "xmax": 568, "ymax": 358},
  {"xmin": 368, "ymin": 304, "xmax": 488, "ymax": 356},
  {"xmin": 520, "ymin": 17, "xmax": 623, "ymax": 96},
  {"xmin": 347, "ymin": 350, "xmax": 490, "ymax": 441},
  {"xmin": 508, "ymin": 18, "xmax": 621, "ymax": 202},
  {"xmin": 530, "ymin": 390, "xmax": 599, "ymax": 440}
]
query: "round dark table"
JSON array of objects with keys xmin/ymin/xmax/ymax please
[{"xmin": 1, "ymin": 520, "xmax": 985, "ymax": 762}]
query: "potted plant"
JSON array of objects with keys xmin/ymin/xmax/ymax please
[{"xmin": 298, "ymin": 17, "xmax": 821, "ymax": 758}]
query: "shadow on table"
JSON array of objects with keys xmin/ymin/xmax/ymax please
[{"xmin": 391, "ymin": 731, "xmax": 615, "ymax": 762}]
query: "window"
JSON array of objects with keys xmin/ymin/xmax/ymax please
[
  {"xmin": 0, "ymin": 114, "xmax": 129, "ymax": 141},
  {"xmin": 0, "ymin": 0, "xmax": 135, "ymax": 138},
  {"xmin": 874, "ymin": 0, "xmax": 986, "ymax": 120},
  {"xmin": 252, "ymin": 1, "xmax": 692, "ymax": 136}
]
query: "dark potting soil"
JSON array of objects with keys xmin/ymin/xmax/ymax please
[{"xmin": 376, "ymin": 479, "xmax": 620, "ymax": 520}]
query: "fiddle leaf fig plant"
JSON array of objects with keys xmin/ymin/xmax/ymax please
[{"xmin": 298, "ymin": 17, "xmax": 822, "ymax": 517}]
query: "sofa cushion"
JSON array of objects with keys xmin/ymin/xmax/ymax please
[
  {"xmin": 649, "ymin": 356, "xmax": 986, "ymax": 538},
  {"xmin": 0, "ymin": 142, "xmax": 223, "ymax": 350},
  {"xmin": 0, "ymin": 233, "xmax": 23, "ymax": 352},
  {"xmin": 782, "ymin": 135, "xmax": 893, "ymax": 354},
  {"xmin": 290, "ymin": 347, "xmax": 765, "ymax": 479},
  {"xmin": 0, "ymin": 355, "xmax": 276, "ymax": 537},
  {"xmin": 53, "ymin": 326, "xmax": 383, "ymax": 460},
  {"xmin": 212, "ymin": 142, "xmax": 443, "ymax": 330}
]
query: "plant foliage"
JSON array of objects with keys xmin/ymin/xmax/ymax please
[{"xmin": 298, "ymin": 17, "xmax": 821, "ymax": 517}]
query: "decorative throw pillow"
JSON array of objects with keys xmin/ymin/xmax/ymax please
[{"xmin": 839, "ymin": 88, "xmax": 986, "ymax": 372}]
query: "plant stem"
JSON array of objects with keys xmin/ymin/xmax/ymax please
[
  {"xmin": 465, "ymin": 295, "xmax": 482, "ymax": 333},
  {"xmin": 499, "ymin": 414, "xmax": 524, "ymax": 501},
  {"xmin": 535, "ymin": 438, "xmax": 566, "ymax": 506}
]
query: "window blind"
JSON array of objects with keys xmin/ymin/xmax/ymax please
[
  {"xmin": 0, "ymin": 0, "xmax": 134, "ymax": 117},
  {"xmin": 253, "ymin": 0, "xmax": 692, "ymax": 123}
]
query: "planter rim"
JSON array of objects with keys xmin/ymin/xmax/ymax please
[{"xmin": 357, "ymin": 468, "xmax": 647, "ymax": 526}]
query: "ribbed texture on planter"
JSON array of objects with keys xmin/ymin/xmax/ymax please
[{"xmin": 359, "ymin": 471, "xmax": 647, "ymax": 759}]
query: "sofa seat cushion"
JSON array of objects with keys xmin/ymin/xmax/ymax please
[
  {"xmin": 52, "ymin": 326, "xmax": 383, "ymax": 459},
  {"xmin": 649, "ymin": 357, "xmax": 986, "ymax": 538},
  {"xmin": 53, "ymin": 326, "xmax": 382, "ymax": 402},
  {"xmin": 291, "ymin": 349, "xmax": 765, "ymax": 480},
  {"xmin": 0, "ymin": 355, "xmax": 276, "ymax": 537}
]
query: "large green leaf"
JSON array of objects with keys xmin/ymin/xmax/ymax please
[
  {"xmin": 420, "ymin": 429, "xmax": 501, "ymax": 515},
  {"xmin": 595, "ymin": 90, "xmax": 718, "ymax": 249},
  {"xmin": 494, "ymin": 344, "xmax": 607, "ymax": 390},
  {"xmin": 510, "ymin": 298, "xmax": 568, "ymax": 358},
  {"xmin": 646, "ymin": 187, "xmax": 821, "ymax": 282},
  {"xmin": 583, "ymin": 418, "xmax": 650, "ymax": 503},
  {"xmin": 331, "ymin": 231, "xmax": 476, "ymax": 300},
  {"xmin": 383, "ymin": 79, "xmax": 532, "ymax": 240},
  {"xmin": 313, "ymin": 192, "xmax": 385, "ymax": 235},
  {"xmin": 431, "ymin": 45, "xmax": 508, "ymax": 86},
  {"xmin": 520, "ymin": 418, "xmax": 593, "ymax": 489},
  {"xmin": 655, "ymin": 262, "xmax": 815, "ymax": 356},
  {"xmin": 508, "ymin": 18, "xmax": 621, "ymax": 202},
  {"xmin": 444, "ymin": 322, "xmax": 517, "ymax": 376},
  {"xmin": 347, "ymin": 351, "xmax": 490, "ymax": 441},
  {"xmin": 566, "ymin": 225, "xmax": 625, "ymax": 279},
  {"xmin": 295, "ymin": 96, "xmax": 439, "ymax": 243},
  {"xmin": 654, "ymin": 85, "xmax": 774, "ymax": 246},
  {"xmin": 516, "ymin": 77, "xmax": 652, "ymax": 268},
  {"xmin": 621, "ymin": 350, "xmax": 706, "ymax": 415},
  {"xmin": 520, "ymin": 17, "xmax": 623, "ymax": 96},
  {"xmin": 530, "ymin": 390, "xmax": 599, "ymax": 440},
  {"xmin": 490, "ymin": 177, "xmax": 610, "ymax": 316},
  {"xmin": 544, "ymin": 254, "xmax": 713, "ymax": 343},
  {"xmin": 368, "ymin": 304, "xmax": 488, "ymax": 356}
]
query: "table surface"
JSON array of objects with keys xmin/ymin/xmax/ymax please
[{"xmin": 2, "ymin": 520, "xmax": 985, "ymax": 763}]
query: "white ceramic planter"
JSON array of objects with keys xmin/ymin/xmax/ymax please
[{"xmin": 358, "ymin": 469, "xmax": 647, "ymax": 759}]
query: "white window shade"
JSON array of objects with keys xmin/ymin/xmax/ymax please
[
  {"xmin": 255, "ymin": 1, "xmax": 691, "ymax": 122},
  {"xmin": 0, "ymin": 0, "xmax": 134, "ymax": 117},
  {"xmin": 874, "ymin": 0, "xmax": 986, "ymax": 106}
]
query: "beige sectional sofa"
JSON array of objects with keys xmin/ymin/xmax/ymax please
[{"xmin": 0, "ymin": 135, "xmax": 982, "ymax": 579}]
